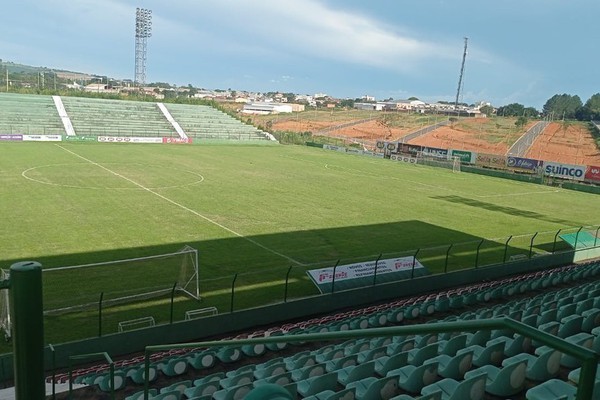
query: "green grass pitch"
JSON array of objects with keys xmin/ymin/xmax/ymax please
[{"xmin": 0, "ymin": 142, "xmax": 598, "ymax": 346}]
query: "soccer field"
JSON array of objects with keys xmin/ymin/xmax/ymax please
[{"xmin": 0, "ymin": 142, "xmax": 598, "ymax": 344}]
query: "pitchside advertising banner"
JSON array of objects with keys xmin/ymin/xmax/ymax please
[
  {"xmin": 0, "ymin": 134, "xmax": 23, "ymax": 141},
  {"xmin": 64, "ymin": 135, "xmax": 98, "ymax": 142},
  {"xmin": 323, "ymin": 144, "xmax": 347, "ymax": 153},
  {"xmin": 97, "ymin": 136, "xmax": 163, "ymax": 144},
  {"xmin": 475, "ymin": 152, "xmax": 507, "ymax": 169},
  {"xmin": 586, "ymin": 165, "xmax": 600, "ymax": 183},
  {"xmin": 22, "ymin": 134, "xmax": 62, "ymax": 142},
  {"xmin": 506, "ymin": 156, "xmax": 543, "ymax": 172},
  {"xmin": 390, "ymin": 154, "xmax": 418, "ymax": 164},
  {"xmin": 398, "ymin": 143, "xmax": 422, "ymax": 157},
  {"xmin": 450, "ymin": 149, "xmax": 476, "ymax": 163},
  {"xmin": 307, "ymin": 256, "xmax": 427, "ymax": 293},
  {"xmin": 543, "ymin": 161, "xmax": 586, "ymax": 181},
  {"xmin": 163, "ymin": 137, "xmax": 192, "ymax": 144},
  {"xmin": 422, "ymin": 146, "xmax": 449, "ymax": 159}
]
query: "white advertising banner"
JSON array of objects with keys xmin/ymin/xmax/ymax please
[
  {"xmin": 543, "ymin": 161, "xmax": 586, "ymax": 181},
  {"xmin": 22, "ymin": 135, "xmax": 63, "ymax": 142},
  {"xmin": 307, "ymin": 256, "xmax": 425, "ymax": 285},
  {"xmin": 97, "ymin": 136, "xmax": 163, "ymax": 144},
  {"xmin": 390, "ymin": 154, "xmax": 418, "ymax": 164},
  {"xmin": 323, "ymin": 144, "xmax": 347, "ymax": 153}
]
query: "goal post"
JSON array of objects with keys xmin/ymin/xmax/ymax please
[
  {"xmin": 42, "ymin": 245, "xmax": 199, "ymax": 315},
  {"xmin": 452, "ymin": 156, "xmax": 461, "ymax": 173},
  {"xmin": 0, "ymin": 246, "xmax": 199, "ymax": 337}
]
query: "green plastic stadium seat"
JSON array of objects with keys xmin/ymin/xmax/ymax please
[
  {"xmin": 125, "ymin": 389, "xmax": 157, "ymax": 400},
  {"xmin": 127, "ymin": 364, "xmax": 158, "ymax": 384},
  {"xmin": 458, "ymin": 341, "xmax": 504, "ymax": 367},
  {"xmin": 216, "ymin": 346, "xmax": 242, "ymax": 363},
  {"xmin": 465, "ymin": 360, "xmax": 527, "ymax": 397},
  {"xmin": 156, "ymin": 357, "xmax": 188, "ymax": 377},
  {"xmin": 291, "ymin": 363, "xmax": 326, "ymax": 382},
  {"xmin": 421, "ymin": 372, "xmax": 487, "ymax": 400},
  {"xmin": 356, "ymin": 346, "xmax": 387, "ymax": 364},
  {"xmin": 390, "ymin": 391, "xmax": 442, "ymax": 400},
  {"xmin": 296, "ymin": 372, "xmax": 338, "ymax": 397},
  {"xmin": 337, "ymin": 360, "xmax": 375, "ymax": 386},
  {"xmin": 97, "ymin": 371, "xmax": 127, "ymax": 392},
  {"xmin": 152, "ymin": 390, "xmax": 181, "ymax": 400},
  {"xmin": 437, "ymin": 334, "xmax": 467, "ymax": 357},
  {"xmin": 302, "ymin": 388, "xmax": 356, "ymax": 400},
  {"xmin": 388, "ymin": 361, "xmax": 439, "ymax": 394},
  {"xmin": 426, "ymin": 350, "xmax": 473, "ymax": 380},
  {"xmin": 374, "ymin": 351, "xmax": 409, "ymax": 377},
  {"xmin": 220, "ymin": 370, "xmax": 254, "ymax": 389},
  {"xmin": 160, "ymin": 379, "xmax": 191, "ymax": 395},
  {"xmin": 325, "ymin": 354, "xmax": 358, "ymax": 373},
  {"xmin": 187, "ymin": 350, "xmax": 216, "ymax": 370},
  {"xmin": 525, "ymin": 379, "xmax": 576, "ymax": 400},
  {"xmin": 253, "ymin": 361, "xmax": 287, "ymax": 380},
  {"xmin": 253, "ymin": 371, "xmax": 293, "ymax": 387},
  {"xmin": 346, "ymin": 375, "xmax": 399, "ymax": 400},
  {"xmin": 212, "ymin": 382, "xmax": 254, "ymax": 400},
  {"xmin": 408, "ymin": 343, "xmax": 438, "ymax": 366},
  {"xmin": 502, "ymin": 347, "xmax": 561, "ymax": 381}
]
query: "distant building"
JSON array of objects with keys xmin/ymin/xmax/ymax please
[
  {"xmin": 362, "ymin": 95, "xmax": 375, "ymax": 102},
  {"xmin": 242, "ymin": 102, "xmax": 293, "ymax": 115},
  {"xmin": 354, "ymin": 102, "xmax": 385, "ymax": 111}
]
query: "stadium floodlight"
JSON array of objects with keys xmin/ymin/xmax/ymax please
[{"xmin": 134, "ymin": 7, "xmax": 152, "ymax": 86}]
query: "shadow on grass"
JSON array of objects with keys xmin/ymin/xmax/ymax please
[{"xmin": 0, "ymin": 220, "xmax": 560, "ymax": 349}]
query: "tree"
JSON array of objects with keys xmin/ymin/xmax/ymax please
[
  {"xmin": 542, "ymin": 93, "xmax": 582, "ymax": 119},
  {"xmin": 497, "ymin": 103, "xmax": 525, "ymax": 117},
  {"xmin": 523, "ymin": 107, "xmax": 539, "ymax": 118},
  {"xmin": 339, "ymin": 99, "xmax": 355, "ymax": 108},
  {"xmin": 585, "ymin": 93, "xmax": 600, "ymax": 113},
  {"xmin": 408, "ymin": 96, "xmax": 419, "ymax": 100},
  {"xmin": 515, "ymin": 116, "xmax": 528, "ymax": 130},
  {"xmin": 479, "ymin": 105, "xmax": 494, "ymax": 116}
]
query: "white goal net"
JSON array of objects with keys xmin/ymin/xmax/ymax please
[{"xmin": 0, "ymin": 246, "xmax": 199, "ymax": 338}]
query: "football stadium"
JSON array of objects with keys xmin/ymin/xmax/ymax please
[{"xmin": 1, "ymin": 90, "xmax": 600, "ymax": 400}]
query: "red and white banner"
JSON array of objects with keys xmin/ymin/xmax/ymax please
[
  {"xmin": 585, "ymin": 165, "xmax": 600, "ymax": 182},
  {"xmin": 307, "ymin": 256, "xmax": 425, "ymax": 284}
]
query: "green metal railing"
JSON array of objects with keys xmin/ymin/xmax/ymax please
[
  {"xmin": 68, "ymin": 352, "xmax": 115, "ymax": 400},
  {"xmin": 142, "ymin": 317, "xmax": 599, "ymax": 400}
]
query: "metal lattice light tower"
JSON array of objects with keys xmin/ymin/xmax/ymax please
[{"xmin": 134, "ymin": 7, "xmax": 152, "ymax": 87}]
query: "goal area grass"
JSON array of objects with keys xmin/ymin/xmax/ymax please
[{"xmin": 0, "ymin": 141, "xmax": 598, "ymax": 349}]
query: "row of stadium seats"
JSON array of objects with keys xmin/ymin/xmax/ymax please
[
  {"xmin": 56, "ymin": 260, "xmax": 600, "ymax": 399},
  {"xmin": 62, "ymin": 97, "xmax": 178, "ymax": 137},
  {"xmin": 0, "ymin": 93, "xmax": 271, "ymax": 140},
  {"xmin": 0, "ymin": 93, "xmax": 64, "ymax": 134},
  {"xmin": 164, "ymin": 103, "xmax": 268, "ymax": 140}
]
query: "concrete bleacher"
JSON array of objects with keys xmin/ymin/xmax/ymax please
[
  {"xmin": 0, "ymin": 93, "xmax": 64, "ymax": 135},
  {"xmin": 164, "ymin": 103, "xmax": 270, "ymax": 141},
  {"xmin": 61, "ymin": 97, "xmax": 178, "ymax": 138},
  {"xmin": 55, "ymin": 260, "xmax": 600, "ymax": 399}
]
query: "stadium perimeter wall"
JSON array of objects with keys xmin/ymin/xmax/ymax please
[{"xmin": 0, "ymin": 250, "xmax": 576, "ymax": 383}]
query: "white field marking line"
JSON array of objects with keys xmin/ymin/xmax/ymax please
[
  {"xmin": 56, "ymin": 144, "xmax": 305, "ymax": 266},
  {"xmin": 21, "ymin": 162, "xmax": 204, "ymax": 190}
]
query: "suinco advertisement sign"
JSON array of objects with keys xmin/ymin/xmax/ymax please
[{"xmin": 543, "ymin": 161, "xmax": 585, "ymax": 181}]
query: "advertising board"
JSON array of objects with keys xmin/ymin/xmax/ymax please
[
  {"xmin": 506, "ymin": 156, "xmax": 543, "ymax": 172},
  {"xmin": 585, "ymin": 165, "xmax": 600, "ymax": 182},
  {"xmin": 543, "ymin": 161, "xmax": 586, "ymax": 181},
  {"xmin": 475, "ymin": 152, "xmax": 506, "ymax": 169}
]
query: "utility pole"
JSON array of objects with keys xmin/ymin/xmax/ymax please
[{"xmin": 454, "ymin": 37, "xmax": 469, "ymax": 112}]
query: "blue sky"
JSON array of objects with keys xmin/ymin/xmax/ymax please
[{"xmin": 1, "ymin": 0, "xmax": 598, "ymax": 108}]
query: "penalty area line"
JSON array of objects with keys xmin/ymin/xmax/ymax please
[{"xmin": 55, "ymin": 144, "xmax": 305, "ymax": 266}]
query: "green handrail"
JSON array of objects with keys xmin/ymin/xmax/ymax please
[
  {"xmin": 142, "ymin": 317, "xmax": 598, "ymax": 400},
  {"xmin": 68, "ymin": 352, "xmax": 114, "ymax": 400}
]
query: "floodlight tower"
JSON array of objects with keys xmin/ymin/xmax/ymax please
[
  {"xmin": 454, "ymin": 37, "xmax": 468, "ymax": 111},
  {"xmin": 134, "ymin": 7, "xmax": 152, "ymax": 87}
]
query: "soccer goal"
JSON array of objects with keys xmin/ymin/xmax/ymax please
[
  {"xmin": 452, "ymin": 156, "xmax": 461, "ymax": 173},
  {"xmin": 0, "ymin": 246, "xmax": 199, "ymax": 338}
]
